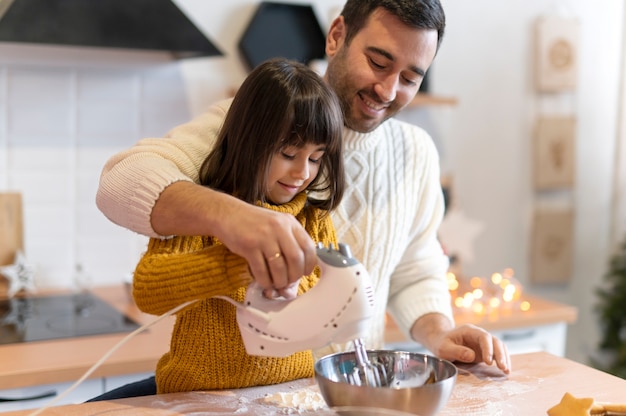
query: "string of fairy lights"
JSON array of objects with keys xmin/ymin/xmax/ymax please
[{"xmin": 447, "ymin": 269, "xmax": 532, "ymax": 315}]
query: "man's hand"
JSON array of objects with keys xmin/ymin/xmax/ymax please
[
  {"xmin": 410, "ymin": 313, "xmax": 511, "ymax": 374},
  {"xmin": 151, "ymin": 182, "xmax": 317, "ymax": 298},
  {"xmin": 219, "ymin": 205, "xmax": 316, "ymax": 299}
]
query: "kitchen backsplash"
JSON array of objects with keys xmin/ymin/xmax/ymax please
[{"xmin": 0, "ymin": 49, "xmax": 192, "ymax": 290}]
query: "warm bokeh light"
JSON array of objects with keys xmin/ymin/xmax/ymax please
[
  {"xmin": 463, "ymin": 292, "xmax": 474, "ymax": 308},
  {"xmin": 450, "ymin": 268, "xmax": 530, "ymax": 315},
  {"xmin": 489, "ymin": 297, "xmax": 501, "ymax": 308},
  {"xmin": 447, "ymin": 272, "xmax": 460, "ymax": 291},
  {"xmin": 472, "ymin": 302, "xmax": 485, "ymax": 314},
  {"xmin": 470, "ymin": 276, "xmax": 483, "ymax": 288},
  {"xmin": 491, "ymin": 273, "xmax": 503, "ymax": 285}
]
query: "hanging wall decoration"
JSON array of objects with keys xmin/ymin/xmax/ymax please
[
  {"xmin": 534, "ymin": 116, "xmax": 576, "ymax": 190},
  {"xmin": 534, "ymin": 16, "xmax": 580, "ymax": 92},
  {"xmin": 530, "ymin": 208, "xmax": 574, "ymax": 284},
  {"xmin": 530, "ymin": 12, "xmax": 579, "ymax": 285}
]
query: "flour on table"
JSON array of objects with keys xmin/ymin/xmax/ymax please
[
  {"xmin": 263, "ymin": 385, "xmax": 327, "ymax": 414},
  {"xmin": 439, "ymin": 372, "xmax": 543, "ymax": 416}
]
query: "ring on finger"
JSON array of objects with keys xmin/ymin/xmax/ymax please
[{"xmin": 266, "ymin": 252, "xmax": 282, "ymax": 262}]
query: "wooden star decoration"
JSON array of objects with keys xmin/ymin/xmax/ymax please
[
  {"xmin": 438, "ymin": 208, "xmax": 484, "ymax": 263},
  {"xmin": 0, "ymin": 251, "xmax": 36, "ymax": 298},
  {"xmin": 547, "ymin": 392, "xmax": 594, "ymax": 416}
]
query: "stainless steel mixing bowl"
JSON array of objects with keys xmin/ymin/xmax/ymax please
[{"xmin": 314, "ymin": 350, "xmax": 457, "ymax": 416}]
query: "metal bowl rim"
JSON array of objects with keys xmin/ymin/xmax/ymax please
[{"xmin": 314, "ymin": 349, "xmax": 458, "ymax": 388}]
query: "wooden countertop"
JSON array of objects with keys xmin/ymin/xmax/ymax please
[
  {"xmin": 0, "ymin": 286, "xmax": 578, "ymax": 390},
  {"xmin": 385, "ymin": 294, "xmax": 578, "ymax": 343},
  {"xmin": 0, "ymin": 285, "xmax": 174, "ymax": 390},
  {"xmin": 4, "ymin": 351, "xmax": 626, "ymax": 415}
]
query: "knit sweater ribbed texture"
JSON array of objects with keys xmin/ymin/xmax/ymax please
[
  {"xmin": 97, "ymin": 98, "xmax": 454, "ymax": 359},
  {"xmin": 133, "ymin": 192, "xmax": 337, "ymax": 393}
]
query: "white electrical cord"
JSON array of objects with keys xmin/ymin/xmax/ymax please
[{"xmin": 27, "ymin": 299, "xmax": 198, "ymax": 416}]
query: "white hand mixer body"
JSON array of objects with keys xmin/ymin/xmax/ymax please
[{"xmin": 216, "ymin": 242, "xmax": 376, "ymax": 357}]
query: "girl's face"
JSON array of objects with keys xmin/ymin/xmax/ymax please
[{"xmin": 266, "ymin": 142, "xmax": 325, "ymax": 205}]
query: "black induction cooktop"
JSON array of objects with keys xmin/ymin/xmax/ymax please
[{"xmin": 0, "ymin": 292, "xmax": 141, "ymax": 345}]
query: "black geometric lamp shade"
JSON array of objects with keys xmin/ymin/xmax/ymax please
[{"xmin": 239, "ymin": 1, "xmax": 326, "ymax": 71}]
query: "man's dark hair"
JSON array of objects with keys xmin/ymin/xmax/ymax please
[{"xmin": 340, "ymin": 0, "xmax": 446, "ymax": 50}]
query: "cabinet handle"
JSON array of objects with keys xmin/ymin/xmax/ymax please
[
  {"xmin": 501, "ymin": 329, "xmax": 536, "ymax": 341},
  {"xmin": 0, "ymin": 390, "xmax": 56, "ymax": 402}
]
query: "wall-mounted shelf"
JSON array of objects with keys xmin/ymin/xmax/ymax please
[
  {"xmin": 226, "ymin": 90, "xmax": 458, "ymax": 109},
  {"xmin": 409, "ymin": 93, "xmax": 458, "ymax": 107}
]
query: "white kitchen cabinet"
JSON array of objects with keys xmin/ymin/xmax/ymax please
[{"xmin": 492, "ymin": 321, "xmax": 567, "ymax": 356}]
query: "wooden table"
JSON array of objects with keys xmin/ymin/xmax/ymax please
[{"xmin": 3, "ymin": 351, "xmax": 625, "ymax": 415}]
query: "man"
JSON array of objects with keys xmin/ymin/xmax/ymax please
[{"xmin": 97, "ymin": 0, "xmax": 510, "ymax": 373}]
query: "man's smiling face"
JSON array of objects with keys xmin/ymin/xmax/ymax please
[{"xmin": 325, "ymin": 8, "xmax": 439, "ymax": 133}]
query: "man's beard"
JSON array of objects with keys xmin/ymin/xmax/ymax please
[{"xmin": 326, "ymin": 53, "xmax": 398, "ymax": 133}]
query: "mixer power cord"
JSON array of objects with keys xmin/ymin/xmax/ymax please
[{"xmin": 26, "ymin": 298, "xmax": 199, "ymax": 416}]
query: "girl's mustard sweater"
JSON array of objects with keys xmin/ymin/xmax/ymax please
[{"xmin": 132, "ymin": 192, "xmax": 337, "ymax": 393}]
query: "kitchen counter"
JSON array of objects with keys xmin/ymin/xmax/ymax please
[
  {"xmin": 385, "ymin": 294, "xmax": 578, "ymax": 344},
  {"xmin": 452, "ymin": 294, "xmax": 578, "ymax": 331},
  {"xmin": 0, "ymin": 285, "xmax": 578, "ymax": 390},
  {"xmin": 3, "ymin": 351, "xmax": 626, "ymax": 415},
  {"xmin": 0, "ymin": 285, "xmax": 174, "ymax": 390}
]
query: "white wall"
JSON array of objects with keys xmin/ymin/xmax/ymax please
[
  {"xmin": 172, "ymin": 0, "xmax": 345, "ymax": 114},
  {"xmin": 0, "ymin": 46, "xmax": 195, "ymax": 288},
  {"xmin": 0, "ymin": 0, "xmax": 623, "ymax": 364}
]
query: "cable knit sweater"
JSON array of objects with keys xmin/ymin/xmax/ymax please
[
  {"xmin": 97, "ymin": 98, "xmax": 454, "ymax": 355},
  {"xmin": 133, "ymin": 192, "xmax": 337, "ymax": 393}
]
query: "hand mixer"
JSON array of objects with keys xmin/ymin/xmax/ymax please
[{"xmin": 216, "ymin": 242, "xmax": 376, "ymax": 358}]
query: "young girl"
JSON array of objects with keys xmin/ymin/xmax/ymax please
[{"xmin": 131, "ymin": 58, "xmax": 345, "ymax": 394}]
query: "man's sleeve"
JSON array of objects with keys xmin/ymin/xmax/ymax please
[{"xmin": 95, "ymin": 100, "xmax": 231, "ymax": 237}]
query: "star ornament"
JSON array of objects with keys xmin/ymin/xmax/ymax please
[
  {"xmin": 0, "ymin": 251, "xmax": 37, "ymax": 298},
  {"xmin": 547, "ymin": 392, "xmax": 594, "ymax": 416},
  {"xmin": 438, "ymin": 209, "xmax": 484, "ymax": 263}
]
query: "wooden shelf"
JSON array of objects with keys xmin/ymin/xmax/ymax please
[
  {"xmin": 227, "ymin": 89, "xmax": 457, "ymax": 108},
  {"xmin": 409, "ymin": 93, "xmax": 458, "ymax": 107}
]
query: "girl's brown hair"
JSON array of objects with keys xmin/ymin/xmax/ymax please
[{"xmin": 200, "ymin": 58, "xmax": 345, "ymax": 211}]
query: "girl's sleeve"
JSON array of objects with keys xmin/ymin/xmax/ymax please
[{"xmin": 132, "ymin": 235, "xmax": 252, "ymax": 315}]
